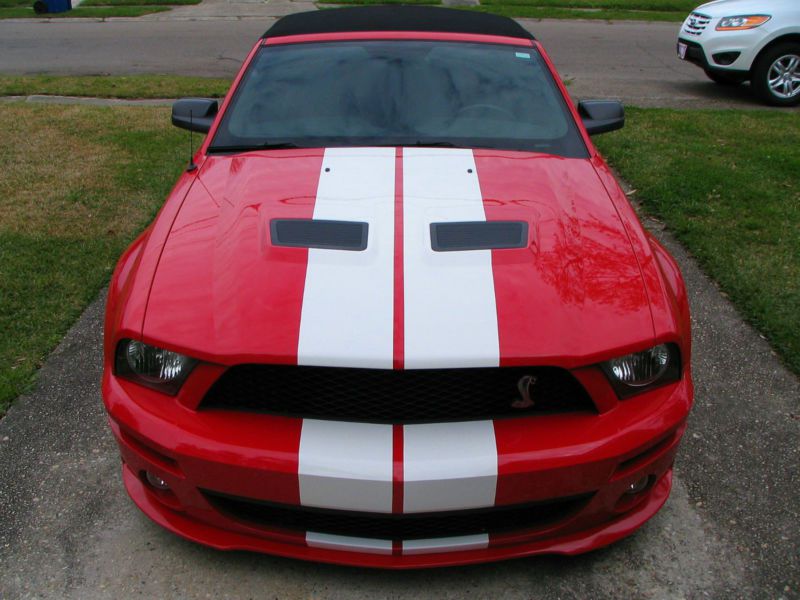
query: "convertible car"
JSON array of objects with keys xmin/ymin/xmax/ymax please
[{"xmin": 102, "ymin": 7, "xmax": 693, "ymax": 568}]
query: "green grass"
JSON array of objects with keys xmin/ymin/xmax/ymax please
[
  {"xmin": 318, "ymin": 0, "xmax": 690, "ymax": 20},
  {"xmin": 0, "ymin": 5, "xmax": 170, "ymax": 16},
  {"xmin": 0, "ymin": 73, "xmax": 231, "ymax": 416},
  {"xmin": 469, "ymin": 5, "xmax": 684, "ymax": 20},
  {"xmin": 477, "ymin": 0, "xmax": 695, "ymax": 10},
  {"xmin": 0, "ymin": 103, "xmax": 190, "ymax": 416},
  {"xmin": 595, "ymin": 108, "xmax": 800, "ymax": 375},
  {"xmin": 0, "ymin": 74, "xmax": 231, "ymax": 99},
  {"xmin": 0, "ymin": 0, "xmax": 198, "ymax": 19}
]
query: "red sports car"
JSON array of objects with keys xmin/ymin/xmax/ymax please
[{"xmin": 102, "ymin": 6, "xmax": 693, "ymax": 568}]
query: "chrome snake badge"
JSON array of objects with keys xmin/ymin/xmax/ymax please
[{"xmin": 511, "ymin": 375, "xmax": 537, "ymax": 409}]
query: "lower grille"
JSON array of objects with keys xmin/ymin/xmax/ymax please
[
  {"xmin": 203, "ymin": 491, "xmax": 593, "ymax": 540},
  {"xmin": 200, "ymin": 365, "xmax": 595, "ymax": 423}
]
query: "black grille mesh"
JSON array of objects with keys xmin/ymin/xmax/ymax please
[
  {"xmin": 200, "ymin": 365, "xmax": 595, "ymax": 423},
  {"xmin": 203, "ymin": 491, "xmax": 592, "ymax": 540}
]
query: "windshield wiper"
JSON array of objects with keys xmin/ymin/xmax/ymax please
[
  {"xmin": 209, "ymin": 140, "xmax": 462, "ymax": 153},
  {"xmin": 409, "ymin": 141, "xmax": 459, "ymax": 148},
  {"xmin": 207, "ymin": 141, "xmax": 303, "ymax": 153},
  {"xmin": 375, "ymin": 141, "xmax": 459, "ymax": 148}
]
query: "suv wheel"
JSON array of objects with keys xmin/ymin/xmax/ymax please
[{"xmin": 752, "ymin": 43, "xmax": 800, "ymax": 106}]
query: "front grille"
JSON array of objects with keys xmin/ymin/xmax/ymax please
[
  {"xmin": 683, "ymin": 12, "xmax": 711, "ymax": 36},
  {"xmin": 203, "ymin": 491, "xmax": 593, "ymax": 540},
  {"xmin": 200, "ymin": 364, "xmax": 595, "ymax": 423}
]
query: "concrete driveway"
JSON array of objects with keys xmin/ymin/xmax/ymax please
[
  {"xmin": 0, "ymin": 13, "xmax": 782, "ymax": 109},
  {"xmin": 1, "ymin": 205, "xmax": 798, "ymax": 599}
]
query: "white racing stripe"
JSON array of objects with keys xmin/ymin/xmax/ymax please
[
  {"xmin": 299, "ymin": 420, "xmax": 393, "ymax": 513},
  {"xmin": 298, "ymin": 147, "xmax": 396, "ymax": 369},
  {"xmin": 402, "ymin": 148, "xmax": 499, "ymax": 369},
  {"xmin": 402, "ymin": 534, "xmax": 489, "ymax": 555},
  {"xmin": 403, "ymin": 421, "xmax": 498, "ymax": 513},
  {"xmin": 306, "ymin": 532, "xmax": 393, "ymax": 555}
]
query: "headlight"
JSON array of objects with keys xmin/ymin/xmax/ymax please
[
  {"xmin": 114, "ymin": 339, "xmax": 197, "ymax": 395},
  {"xmin": 601, "ymin": 343, "xmax": 681, "ymax": 398},
  {"xmin": 716, "ymin": 15, "xmax": 770, "ymax": 31}
]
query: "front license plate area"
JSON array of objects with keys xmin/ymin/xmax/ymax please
[{"xmin": 677, "ymin": 42, "xmax": 688, "ymax": 60}]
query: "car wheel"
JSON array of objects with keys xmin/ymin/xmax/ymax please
[
  {"xmin": 704, "ymin": 69, "xmax": 742, "ymax": 86},
  {"xmin": 751, "ymin": 43, "xmax": 800, "ymax": 107}
]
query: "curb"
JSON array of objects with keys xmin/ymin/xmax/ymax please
[{"xmin": 1, "ymin": 94, "xmax": 177, "ymax": 106}]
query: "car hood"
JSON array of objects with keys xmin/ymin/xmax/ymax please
[{"xmin": 143, "ymin": 148, "xmax": 655, "ymax": 367}]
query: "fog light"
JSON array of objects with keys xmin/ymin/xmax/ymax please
[
  {"xmin": 712, "ymin": 51, "xmax": 741, "ymax": 66},
  {"xmin": 145, "ymin": 471, "xmax": 170, "ymax": 491},
  {"xmin": 627, "ymin": 476, "xmax": 650, "ymax": 495}
]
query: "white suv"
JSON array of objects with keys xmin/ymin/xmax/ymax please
[{"xmin": 677, "ymin": 0, "xmax": 800, "ymax": 106}]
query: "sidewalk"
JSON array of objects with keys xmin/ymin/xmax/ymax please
[
  {"xmin": 0, "ymin": 94, "xmax": 176, "ymax": 106},
  {"xmin": 14, "ymin": 0, "xmax": 315, "ymax": 22},
  {"xmin": 138, "ymin": 0, "xmax": 315, "ymax": 21}
]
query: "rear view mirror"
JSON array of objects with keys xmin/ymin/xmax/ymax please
[
  {"xmin": 578, "ymin": 100, "xmax": 625, "ymax": 136},
  {"xmin": 172, "ymin": 98, "xmax": 219, "ymax": 134}
]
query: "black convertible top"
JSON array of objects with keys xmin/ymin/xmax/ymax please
[{"xmin": 262, "ymin": 6, "xmax": 535, "ymax": 41}]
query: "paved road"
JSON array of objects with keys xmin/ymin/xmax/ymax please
[
  {"xmin": 0, "ymin": 16, "xmax": 776, "ymax": 109},
  {"xmin": 1, "ymin": 203, "xmax": 798, "ymax": 599}
]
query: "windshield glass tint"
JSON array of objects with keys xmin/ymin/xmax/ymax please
[{"xmin": 210, "ymin": 41, "xmax": 587, "ymax": 157}]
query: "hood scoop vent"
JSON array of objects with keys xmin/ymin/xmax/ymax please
[
  {"xmin": 431, "ymin": 221, "xmax": 528, "ymax": 252},
  {"xmin": 271, "ymin": 219, "xmax": 369, "ymax": 251}
]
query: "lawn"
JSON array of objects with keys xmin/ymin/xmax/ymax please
[
  {"xmin": 469, "ymin": 4, "xmax": 686, "ymax": 21},
  {"xmin": 0, "ymin": 74, "xmax": 231, "ymax": 99},
  {"xmin": 0, "ymin": 0, "xmax": 198, "ymax": 18},
  {"xmin": 596, "ymin": 108, "xmax": 800, "ymax": 375},
  {"xmin": 481, "ymin": 0, "xmax": 695, "ymax": 8},
  {"xmin": 0, "ymin": 5, "xmax": 170, "ymax": 16},
  {"xmin": 317, "ymin": 0, "xmax": 693, "ymax": 21},
  {"xmin": 0, "ymin": 103, "xmax": 189, "ymax": 416},
  {"xmin": 1, "ymin": 79, "xmax": 798, "ymax": 418}
]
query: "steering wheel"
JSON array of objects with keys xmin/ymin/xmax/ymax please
[{"xmin": 456, "ymin": 104, "xmax": 515, "ymax": 119}]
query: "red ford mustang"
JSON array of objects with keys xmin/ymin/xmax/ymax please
[{"xmin": 102, "ymin": 6, "xmax": 693, "ymax": 568}]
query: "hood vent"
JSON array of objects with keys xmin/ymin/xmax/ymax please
[
  {"xmin": 431, "ymin": 221, "xmax": 528, "ymax": 252},
  {"xmin": 271, "ymin": 219, "xmax": 369, "ymax": 251}
]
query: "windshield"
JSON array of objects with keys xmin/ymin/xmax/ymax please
[{"xmin": 210, "ymin": 40, "xmax": 587, "ymax": 158}]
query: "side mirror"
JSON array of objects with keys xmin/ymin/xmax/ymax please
[
  {"xmin": 578, "ymin": 100, "xmax": 625, "ymax": 136},
  {"xmin": 171, "ymin": 98, "xmax": 219, "ymax": 133}
]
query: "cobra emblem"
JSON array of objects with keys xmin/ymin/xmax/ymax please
[{"xmin": 511, "ymin": 375, "xmax": 537, "ymax": 409}]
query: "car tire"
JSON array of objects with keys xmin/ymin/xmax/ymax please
[
  {"xmin": 704, "ymin": 69, "xmax": 742, "ymax": 86},
  {"xmin": 751, "ymin": 43, "xmax": 800, "ymax": 107}
]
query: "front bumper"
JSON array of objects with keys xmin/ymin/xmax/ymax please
[
  {"xmin": 103, "ymin": 370, "xmax": 692, "ymax": 568},
  {"xmin": 677, "ymin": 26, "xmax": 764, "ymax": 74},
  {"xmin": 678, "ymin": 39, "xmax": 750, "ymax": 77}
]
